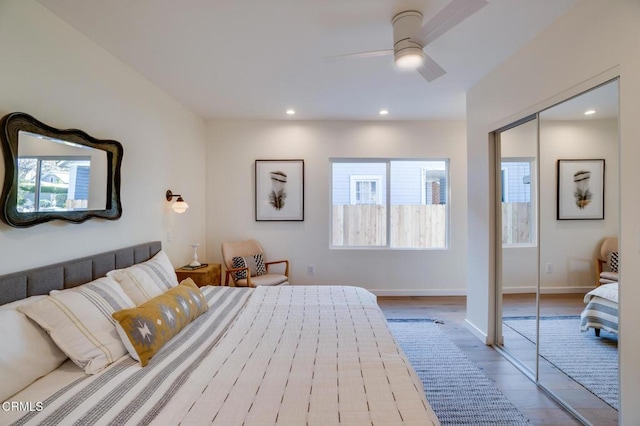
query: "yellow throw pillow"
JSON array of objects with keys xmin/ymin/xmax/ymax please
[{"xmin": 112, "ymin": 278, "xmax": 208, "ymax": 366}]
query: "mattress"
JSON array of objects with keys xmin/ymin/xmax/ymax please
[{"xmin": 3, "ymin": 285, "xmax": 439, "ymax": 426}]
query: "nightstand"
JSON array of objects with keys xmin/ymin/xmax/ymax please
[{"xmin": 175, "ymin": 263, "xmax": 221, "ymax": 287}]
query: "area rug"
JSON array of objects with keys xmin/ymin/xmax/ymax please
[
  {"xmin": 387, "ymin": 319, "xmax": 530, "ymax": 425},
  {"xmin": 503, "ymin": 316, "xmax": 618, "ymax": 409}
]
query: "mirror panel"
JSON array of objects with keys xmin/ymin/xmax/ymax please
[
  {"xmin": 0, "ymin": 112, "xmax": 122, "ymax": 227},
  {"xmin": 537, "ymin": 80, "xmax": 619, "ymax": 424},
  {"xmin": 497, "ymin": 117, "xmax": 539, "ymax": 375}
]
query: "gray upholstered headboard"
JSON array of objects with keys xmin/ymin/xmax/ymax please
[{"xmin": 0, "ymin": 241, "xmax": 162, "ymax": 305}]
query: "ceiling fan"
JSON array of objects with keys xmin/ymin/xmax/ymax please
[{"xmin": 329, "ymin": 0, "xmax": 488, "ymax": 82}]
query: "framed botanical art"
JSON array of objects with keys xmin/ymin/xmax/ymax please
[
  {"xmin": 557, "ymin": 159, "xmax": 605, "ymax": 220},
  {"xmin": 255, "ymin": 159, "xmax": 304, "ymax": 221}
]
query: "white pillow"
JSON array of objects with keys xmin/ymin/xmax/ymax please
[
  {"xmin": 0, "ymin": 296, "xmax": 67, "ymax": 402},
  {"xmin": 17, "ymin": 277, "xmax": 135, "ymax": 374},
  {"xmin": 107, "ymin": 250, "xmax": 178, "ymax": 305}
]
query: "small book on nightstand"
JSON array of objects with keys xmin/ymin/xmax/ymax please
[{"xmin": 179, "ymin": 263, "xmax": 208, "ymax": 270}]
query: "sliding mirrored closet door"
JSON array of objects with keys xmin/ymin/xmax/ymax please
[
  {"xmin": 496, "ymin": 79, "xmax": 619, "ymax": 425},
  {"xmin": 497, "ymin": 117, "xmax": 538, "ymax": 375}
]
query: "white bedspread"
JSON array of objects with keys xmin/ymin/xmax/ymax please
[
  {"xmin": 583, "ymin": 282, "xmax": 618, "ymax": 304},
  {"xmin": 4, "ymin": 285, "xmax": 439, "ymax": 426}
]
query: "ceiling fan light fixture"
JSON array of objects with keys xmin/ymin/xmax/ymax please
[
  {"xmin": 394, "ymin": 47, "xmax": 424, "ymax": 69},
  {"xmin": 392, "ymin": 10, "xmax": 425, "ymax": 70}
]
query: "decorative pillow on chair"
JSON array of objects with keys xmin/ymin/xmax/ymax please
[
  {"xmin": 231, "ymin": 253, "xmax": 266, "ymax": 281},
  {"xmin": 107, "ymin": 249, "xmax": 179, "ymax": 305},
  {"xmin": 608, "ymin": 251, "xmax": 619, "ymax": 273},
  {"xmin": 17, "ymin": 277, "xmax": 135, "ymax": 374},
  {"xmin": 112, "ymin": 278, "xmax": 208, "ymax": 367}
]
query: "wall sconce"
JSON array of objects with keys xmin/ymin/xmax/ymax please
[{"xmin": 166, "ymin": 190, "xmax": 189, "ymax": 214}]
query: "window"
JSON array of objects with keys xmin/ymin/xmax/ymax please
[
  {"xmin": 17, "ymin": 156, "xmax": 91, "ymax": 212},
  {"xmin": 332, "ymin": 159, "xmax": 449, "ymax": 249},
  {"xmin": 501, "ymin": 159, "xmax": 535, "ymax": 245}
]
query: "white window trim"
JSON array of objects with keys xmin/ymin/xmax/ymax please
[
  {"xmin": 349, "ymin": 175, "xmax": 382, "ymax": 205},
  {"xmin": 331, "ymin": 158, "xmax": 450, "ymax": 250}
]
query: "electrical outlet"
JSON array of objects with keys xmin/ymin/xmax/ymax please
[
  {"xmin": 167, "ymin": 228, "xmax": 173, "ymax": 242},
  {"xmin": 307, "ymin": 265, "xmax": 315, "ymax": 276},
  {"xmin": 545, "ymin": 263, "xmax": 553, "ymax": 273}
]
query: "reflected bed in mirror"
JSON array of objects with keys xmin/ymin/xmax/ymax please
[{"xmin": 0, "ymin": 112, "xmax": 122, "ymax": 227}]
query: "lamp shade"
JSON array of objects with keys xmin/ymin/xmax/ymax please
[{"xmin": 172, "ymin": 199, "xmax": 189, "ymax": 214}]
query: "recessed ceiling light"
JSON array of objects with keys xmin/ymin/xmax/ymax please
[
  {"xmin": 286, "ymin": 109, "xmax": 295, "ymax": 115},
  {"xmin": 584, "ymin": 110, "xmax": 596, "ymax": 115},
  {"xmin": 379, "ymin": 109, "xmax": 389, "ymax": 115}
]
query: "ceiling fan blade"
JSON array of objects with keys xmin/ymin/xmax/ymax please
[
  {"xmin": 325, "ymin": 49, "xmax": 393, "ymax": 62},
  {"xmin": 416, "ymin": 55, "xmax": 446, "ymax": 82},
  {"xmin": 417, "ymin": 0, "xmax": 488, "ymax": 46}
]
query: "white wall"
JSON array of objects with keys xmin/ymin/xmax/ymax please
[
  {"xmin": 466, "ymin": 0, "xmax": 640, "ymax": 422},
  {"xmin": 0, "ymin": 1, "xmax": 208, "ymax": 273},
  {"xmin": 206, "ymin": 120, "xmax": 467, "ymax": 294}
]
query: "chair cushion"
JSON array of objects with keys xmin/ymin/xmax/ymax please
[
  {"xmin": 599, "ymin": 271, "xmax": 619, "ymax": 285},
  {"xmin": 232, "ymin": 253, "xmax": 266, "ymax": 281},
  {"xmin": 235, "ymin": 274, "xmax": 288, "ymax": 287}
]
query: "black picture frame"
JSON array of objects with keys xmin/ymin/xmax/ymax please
[
  {"xmin": 557, "ymin": 159, "xmax": 605, "ymax": 220},
  {"xmin": 255, "ymin": 159, "xmax": 304, "ymax": 221}
]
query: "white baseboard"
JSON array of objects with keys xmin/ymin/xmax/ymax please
[
  {"xmin": 539, "ymin": 286, "xmax": 595, "ymax": 294},
  {"xmin": 372, "ymin": 287, "xmax": 594, "ymax": 297},
  {"xmin": 371, "ymin": 289, "xmax": 467, "ymax": 297},
  {"xmin": 464, "ymin": 318, "xmax": 490, "ymax": 345},
  {"xmin": 502, "ymin": 287, "xmax": 536, "ymax": 294}
]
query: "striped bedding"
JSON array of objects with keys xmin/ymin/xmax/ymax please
[
  {"xmin": 580, "ymin": 282, "xmax": 618, "ymax": 335},
  {"xmin": 5, "ymin": 285, "xmax": 439, "ymax": 426}
]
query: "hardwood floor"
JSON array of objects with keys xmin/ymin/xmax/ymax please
[{"xmin": 377, "ymin": 295, "xmax": 618, "ymax": 426}]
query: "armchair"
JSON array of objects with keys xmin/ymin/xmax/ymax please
[
  {"xmin": 221, "ymin": 239, "xmax": 289, "ymax": 287},
  {"xmin": 595, "ymin": 237, "xmax": 618, "ymax": 286}
]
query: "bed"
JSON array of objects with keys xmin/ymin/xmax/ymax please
[
  {"xmin": 0, "ymin": 241, "xmax": 439, "ymax": 425},
  {"xmin": 580, "ymin": 282, "xmax": 618, "ymax": 337}
]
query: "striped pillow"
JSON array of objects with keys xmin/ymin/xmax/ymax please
[
  {"xmin": 108, "ymin": 250, "xmax": 179, "ymax": 305},
  {"xmin": 17, "ymin": 277, "xmax": 135, "ymax": 374}
]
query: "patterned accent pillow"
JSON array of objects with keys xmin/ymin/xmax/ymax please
[
  {"xmin": 107, "ymin": 250, "xmax": 179, "ymax": 305},
  {"xmin": 112, "ymin": 278, "xmax": 208, "ymax": 367},
  {"xmin": 17, "ymin": 277, "xmax": 135, "ymax": 374},
  {"xmin": 231, "ymin": 253, "xmax": 266, "ymax": 281},
  {"xmin": 608, "ymin": 251, "xmax": 619, "ymax": 273}
]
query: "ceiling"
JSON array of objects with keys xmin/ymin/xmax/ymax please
[{"xmin": 37, "ymin": 0, "xmax": 579, "ymax": 121}]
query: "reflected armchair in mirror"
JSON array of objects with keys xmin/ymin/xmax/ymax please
[{"xmin": 0, "ymin": 112, "xmax": 123, "ymax": 227}]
